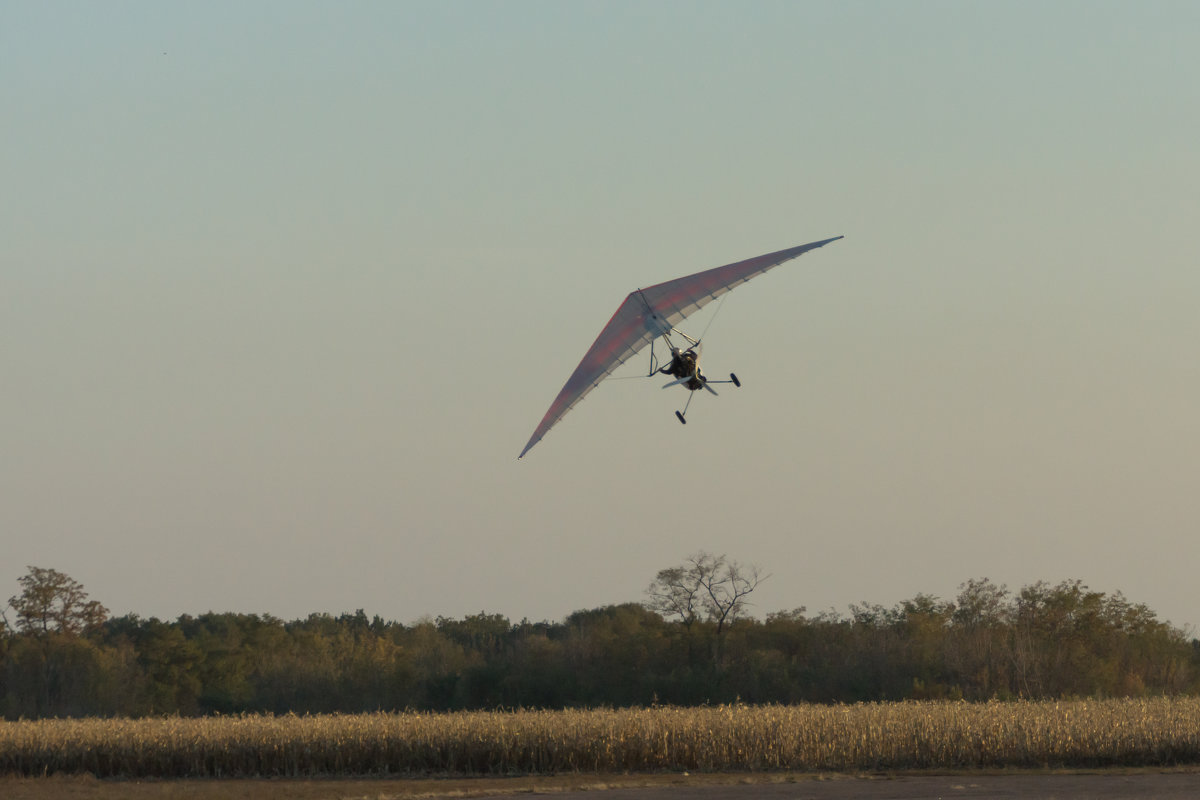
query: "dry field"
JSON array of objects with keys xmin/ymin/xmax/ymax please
[{"xmin": 2, "ymin": 698, "xmax": 1199, "ymax": 779}]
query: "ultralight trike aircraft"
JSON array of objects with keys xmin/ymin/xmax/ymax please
[{"xmin": 518, "ymin": 235, "xmax": 843, "ymax": 458}]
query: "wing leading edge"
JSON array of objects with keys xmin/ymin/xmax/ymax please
[{"xmin": 518, "ymin": 235, "xmax": 843, "ymax": 458}]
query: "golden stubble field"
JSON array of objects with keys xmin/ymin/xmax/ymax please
[{"xmin": 2, "ymin": 698, "xmax": 1199, "ymax": 781}]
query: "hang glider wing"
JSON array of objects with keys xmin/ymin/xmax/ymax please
[{"xmin": 518, "ymin": 235, "xmax": 843, "ymax": 458}]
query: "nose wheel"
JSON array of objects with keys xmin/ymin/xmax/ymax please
[{"xmin": 673, "ymin": 372, "xmax": 741, "ymax": 424}]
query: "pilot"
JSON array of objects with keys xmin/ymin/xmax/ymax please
[
  {"xmin": 659, "ymin": 347, "xmax": 688, "ymax": 378},
  {"xmin": 681, "ymin": 349, "xmax": 697, "ymax": 374}
]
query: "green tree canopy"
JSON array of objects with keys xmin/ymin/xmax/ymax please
[{"xmin": 8, "ymin": 566, "xmax": 108, "ymax": 636}]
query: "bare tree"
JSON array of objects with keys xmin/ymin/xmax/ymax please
[
  {"xmin": 645, "ymin": 565, "xmax": 703, "ymax": 633},
  {"xmin": 645, "ymin": 552, "xmax": 767, "ymax": 664},
  {"xmin": 691, "ymin": 552, "xmax": 765, "ymax": 637}
]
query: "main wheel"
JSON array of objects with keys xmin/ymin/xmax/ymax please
[
  {"xmin": 730, "ymin": 373, "xmax": 741, "ymax": 387},
  {"xmin": 675, "ymin": 410, "xmax": 687, "ymax": 425}
]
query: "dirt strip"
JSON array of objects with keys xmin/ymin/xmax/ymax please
[{"xmin": 4, "ymin": 769, "xmax": 1200, "ymax": 800}]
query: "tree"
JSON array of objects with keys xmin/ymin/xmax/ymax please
[
  {"xmin": 645, "ymin": 552, "xmax": 767, "ymax": 666},
  {"xmin": 645, "ymin": 566, "xmax": 702, "ymax": 633},
  {"xmin": 8, "ymin": 566, "xmax": 108, "ymax": 636},
  {"xmin": 947, "ymin": 578, "xmax": 1012, "ymax": 697}
]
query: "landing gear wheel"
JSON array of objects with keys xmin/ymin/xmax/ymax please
[
  {"xmin": 675, "ymin": 410, "xmax": 687, "ymax": 425},
  {"xmin": 730, "ymin": 373, "xmax": 741, "ymax": 387}
]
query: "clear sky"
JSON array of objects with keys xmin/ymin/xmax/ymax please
[{"xmin": 4, "ymin": 2, "xmax": 1199, "ymax": 632}]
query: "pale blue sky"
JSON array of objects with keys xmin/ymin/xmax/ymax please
[{"xmin": 4, "ymin": 2, "xmax": 1199, "ymax": 631}]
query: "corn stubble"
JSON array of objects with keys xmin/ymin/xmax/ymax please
[{"xmin": 2, "ymin": 699, "xmax": 1198, "ymax": 778}]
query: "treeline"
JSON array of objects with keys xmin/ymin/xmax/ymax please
[{"xmin": 2, "ymin": 575, "xmax": 1197, "ymax": 719}]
